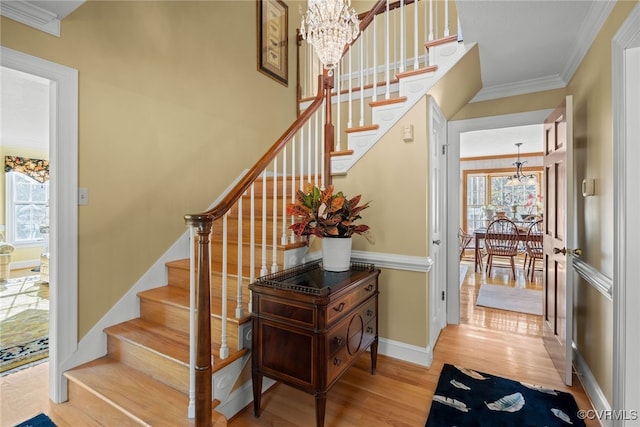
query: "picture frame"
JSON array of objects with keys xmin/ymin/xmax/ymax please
[{"xmin": 257, "ymin": 0, "xmax": 288, "ymax": 86}]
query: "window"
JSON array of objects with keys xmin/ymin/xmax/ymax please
[
  {"xmin": 463, "ymin": 170, "xmax": 542, "ymax": 233},
  {"xmin": 5, "ymin": 172, "xmax": 49, "ymax": 247}
]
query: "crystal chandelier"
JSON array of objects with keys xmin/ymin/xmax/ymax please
[
  {"xmin": 506, "ymin": 143, "xmax": 536, "ymax": 186},
  {"xmin": 300, "ymin": 0, "xmax": 360, "ymax": 76}
]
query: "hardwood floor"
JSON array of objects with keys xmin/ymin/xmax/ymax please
[{"xmin": 0, "ymin": 261, "xmax": 600, "ymax": 427}]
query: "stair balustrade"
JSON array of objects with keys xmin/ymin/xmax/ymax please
[{"xmin": 184, "ymin": 0, "xmax": 459, "ymax": 424}]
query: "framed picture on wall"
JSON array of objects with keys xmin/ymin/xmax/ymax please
[{"xmin": 257, "ymin": 0, "xmax": 288, "ymax": 86}]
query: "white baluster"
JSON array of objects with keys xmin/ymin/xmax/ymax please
[
  {"xmin": 320, "ymin": 105, "xmax": 326, "ymax": 189},
  {"xmin": 336, "ymin": 61, "xmax": 342, "ymax": 151},
  {"xmin": 399, "ymin": 0, "xmax": 405, "ymax": 73},
  {"xmin": 364, "ymin": 29, "xmax": 369, "ymax": 87},
  {"xmin": 187, "ymin": 226, "xmax": 196, "ymax": 418},
  {"xmin": 250, "ymin": 183, "xmax": 256, "ymax": 280},
  {"xmin": 290, "ymin": 136, "xmax": 297, "ymax": 244},
  {"xmin": 307, "ymin": 119, "xmax": 312, "ymax": 184},
  {"xmin": 220, "ymin": 213, "xmax": 229, "ymax": 359},
  {"xmin": 348, "ymin": 47, "xmax": 353, "ymax": 129},
  {"xmin": 444, "ymin": 0, "xmax": 450, "ymax": 37},
  {"xmin": 359, "ymin": 36, "xmax": 364, "ymax": 127},
  {"xmin": 372, "ymin": 15, "xmax": 377, "ymax": 102},
  {"xmin": 414, "ymin": 0, "xmax": 419, "ymax": 69},
  {"xmin": 236, "ymin": 196, "xmax": 244, "ymax": 319},
  {"xmin": 281, "ymin": 146, "xmax": 288, "ymax": 246},
  {"xmin": 271, "ymin": 161, "xmax": 278, "ymax": 273},
  {"xmin": 385, "ymin": 0, "xmax": 390, "ymax": 99},
  {"xmin": 260, "ymin": 171, "xmax": 268, "ymax": 277},
  {"xmin": 314, "ymin": 110, "xmax": 319, "ymax": 186},
  {"xmin": 428, "ymin": 0, "xmax": 434, "ymax": 41}
]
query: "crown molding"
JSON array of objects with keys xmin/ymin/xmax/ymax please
[
  {"xmin": 472, "ymin": 1, "xmax": 615, "ymax": 103},
  {"xmin": 1, "ymin": 1, "xmax": 60, "ymax": 36}
]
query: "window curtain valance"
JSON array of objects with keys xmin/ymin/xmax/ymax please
[{"xmin": 4, "ymin": 156, "xmax": 50, "ymax": 183}]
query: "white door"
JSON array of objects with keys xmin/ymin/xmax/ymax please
[
  {"xmin": 542, "ymin": 96, "xmax": 579, "ymax": 386},
  {"xmin": 429, "ymin": 98, "xmax": 447, "ymax": 349}
]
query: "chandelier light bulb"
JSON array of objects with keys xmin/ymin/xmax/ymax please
[{"xmin": 300, "ymin": 0, "xmax": 360, "ymax": 75}]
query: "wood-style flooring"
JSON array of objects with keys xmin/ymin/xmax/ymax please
[{"xmin": 0, "ymin": 260, "xmax": 600, "ymax": 427}]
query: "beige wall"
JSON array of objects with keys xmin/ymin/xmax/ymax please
[
  {"xmin": 333, "ymin": 96, "xmax": 430, "ymax": 347},
  {"xmin": 450, "ymin": 0, "xmax": 637, "ymax": 403},
  {"xmin": 564, "ymin": 0, "xmax": 638, "ymax": 402},
  {"xmin": 1, "ymin": 0, "xmax": 298, "ymax": 338}
]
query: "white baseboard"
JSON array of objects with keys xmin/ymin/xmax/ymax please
[
  {"xmin": 60, "ymin": 232, "xmax": 190, "ymax": 374},
  {"xmin": 215, "ymin": 376, "xmax": 276, "ymax": 419},
  {"xmin": 573, "ymin": 343, "xmax": 612, "ymax": 427},
  {"xmin": 378, "ymin": 337, "xmax": 433, "ymax": 367}
]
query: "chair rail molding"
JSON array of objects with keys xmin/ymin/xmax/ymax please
[{"xmin": 572, "ymin": 258, "xmax": 612, "ymax": 301}]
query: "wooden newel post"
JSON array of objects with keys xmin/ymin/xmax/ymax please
[
  {"xmin": 184, "ymin": 214, "xmax": 213, "ymax": 427},
  {"xmin": 323, "ymin": 69, "xmax": 334, "ymax": 186}
]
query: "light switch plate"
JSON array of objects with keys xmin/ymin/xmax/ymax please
[{"xmin": 78, "ymin": 188, "xmax": 89, "ymax": 205}]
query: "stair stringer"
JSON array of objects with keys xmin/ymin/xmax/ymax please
[{"xmin": 332, "ymin": 41, "xmax": 476, "ymax": 175}]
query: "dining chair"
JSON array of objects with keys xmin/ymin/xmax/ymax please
[
  {"xmin": 458, "ymin": 227, "xmax": 473, "ymax": 261},
  {"xmin": 520, "ymin": 214, "xmax": 541, "ymax": 268},
  {"xmin": 484, "ymin": 218, "xmax": 520, "ymax": 279},
  {"xmin": 525, "ymin": 219, "xmax": 544, "ymax": 281}
]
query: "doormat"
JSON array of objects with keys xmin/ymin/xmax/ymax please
[
  {"xmin": 476, "ymin": 284, "xmax": 542, "ymax": 315},
  {"xmin": 425, "ymin": 364, "xmax": 586, "ymax": 427},
  {"xmin": 15, "ymin": 413, "xmax": 57, "ymax": 426}
]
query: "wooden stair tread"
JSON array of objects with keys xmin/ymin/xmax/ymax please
[
  {"xmin": 396, "ymin": 65, "xmax": 438, "ymax": 79},
  {"xmin": 64, "ymin": 357, "xmax": 227, "ymax": 426},
  {"xmin": 138, "ymin": 286, "xmax": 251, "ymax": 324},
  {"xmin": 369, "ymin": 96, "xmax": 408, "ymax": 108},
  {"xmin": 425, "ymin": 34, "xmax": 459, "ymax": 49}
]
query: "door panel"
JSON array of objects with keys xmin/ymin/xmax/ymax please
[{"xmin": 543, "ymin": 96, "xmax": 574, "ymax": 386}]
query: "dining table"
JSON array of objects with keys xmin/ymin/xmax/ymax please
[{"xmin": 473, "ymin": 227, "xmax": 543, "ymax": 273}]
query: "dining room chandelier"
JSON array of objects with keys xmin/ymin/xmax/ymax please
[
  {"xmin": 300, "ymin": 0, "xmax": 360, "ymax": 76},
  {"xmin": 507, "ymin": 142, "xmax": 536, "ymax": 186}
]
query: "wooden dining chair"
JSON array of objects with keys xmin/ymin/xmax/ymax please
[
  {"xmin": 520, "ymin": 214, "xmax": 541, "ymax": 268},
  {"xmin": 458, "ymin": 227, "xmax": 473, "ymax": 261},
  {"xmin": 484, "ymin": 218, "xmax": 520, "ymax": 279},
  {"xmin": 525, "ymin": 219, "xmax": 544, "ymax": 281}
]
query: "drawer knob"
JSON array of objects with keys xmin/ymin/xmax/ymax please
[
  {"xmin": 334, "ymin": 336, "xmax": 344, "ymax": 346},
  {"xmin": 333, "ymin": 302, "xmax": 346, "ymax": 312},
  {"xmin": 366, "ymin": 326, "xmax": 374, "ymax": 333},
  {"xmin": 365, "ymin": 284, "xmax": 374, "ymax": 292},
  {"xmin": 333, "ymin": 358, "xmax": 342, "ymax": 366},
  {"xmin": 366, "ymin": 309, "xmax": 374, "ymax": 317}
]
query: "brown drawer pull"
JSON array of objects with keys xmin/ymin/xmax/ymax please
[
  {"xmin": 364, "ymin": 284, "xmax": 374, "ymax": 292},
  {"xmin": 333, "ymin": 358, "xmax": 342, "ymax": 366},
  {"xmin": 366, "ymin": 309, "xmax": 374, "ymax": 317},
  {"xmin": 334, "ymin": 336, "xmax": 344, "ymax": 346},
  {"xmin": 366, "ymin": 326, "xmax": 374, "ymax": 333},
  {"xmin": 333, "ymin": 302, "xmax": 346, "ymax": 312}
]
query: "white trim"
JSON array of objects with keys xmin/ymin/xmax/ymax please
[
  {"xmin": 0, "ymin": 1, "xmax": 61, "ymax": 37},
  {"xmin": 471, "ymin": 2, "xmax": 614, "ymax": 102},
  {"xmin": 446, "ymin": 110, "xmax": 553, "ymax": 324},
  {"xmin": 1, "ymin": 46, "xmax": 78, "ymax": 403},
  {"xmin": 60, "ymin": 232, "xmax": 190, "ymax": 371},
  {"xmin": 304, "ymin": 249, "xmax": 433, "ymax": 272},
  {"xmin": 573, "ymin": 343, "xmax": 612, "ymax": 427},
  {"xmin": 8, "ymin": 259, "xmax": 40, "ymax": 270},
  {"xmin": 612, "ymin": 4, "xmax": 640, "ymax": 424},
  {"xmin": 377, "ymin": 337, "xmax": 432, "ymax": 367},
  {"xmin": 572, "ymin": 258, "xmax": 613, "ymax": 301}
]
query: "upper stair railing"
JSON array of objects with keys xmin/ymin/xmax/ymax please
[
  {"xmin": 298, "ymin": 0, "xmax": 456, "ymax": 151},
  {"xmin": 183, "ymin": 0, "xmax": 456, "ymax": 424}
]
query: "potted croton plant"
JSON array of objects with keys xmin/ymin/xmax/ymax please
[{"xmin": 287, "ymin": 183, "xmax": 372, "ymax": 272}]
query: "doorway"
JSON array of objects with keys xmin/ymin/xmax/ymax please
[{"xmin": 1, "ymin": 47, "xmax": 78, "ymax": 403}]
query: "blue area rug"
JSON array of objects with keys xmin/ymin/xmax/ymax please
[
  {"xmin": 14, "ymin": 413, "xmax": 56, "ymax": 426},
  {"xmin": 426, "ymin": 364, "xmax": 586, "ymax": 427}
]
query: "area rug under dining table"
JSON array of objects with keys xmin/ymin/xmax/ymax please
[
  {"xmin": 475, "ymin": 284, "xmax": 543, "ymax": 316},
  {"xmin": 425, "ymin": 364, "xmax": 586, "ymax": 427}
]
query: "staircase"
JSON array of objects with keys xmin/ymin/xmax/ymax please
[{"xmin": 62, "ymin": 0, "xmax": 473, "ymax": 425}]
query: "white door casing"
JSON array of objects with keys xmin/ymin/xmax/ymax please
[
  {"xmin": 428, "ymin": 97, "xmax": 447, "ymax": 350},
  {"xmin": 1, "ymin": 47, "xmax": 79, "ymax": 403}
]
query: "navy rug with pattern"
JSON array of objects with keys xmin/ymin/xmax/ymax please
[
  {"xmin": 425, "ymin": 364, "xmax": 586, "ymax": 427},
  {"xmin": 15, "ymin": 413, "xmax": 56, "ymax": 427}
]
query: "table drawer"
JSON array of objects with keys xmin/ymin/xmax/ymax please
[
  {"xmin": 327, "ymin": 298, "xmax": 376, "ymax": 356},
  {"xmin": 326, "ymin": 278, "xmax": 377, "ymax": 325}
]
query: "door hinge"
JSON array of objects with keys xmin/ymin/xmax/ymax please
[
  {"xmin": 441, "ymin": 291, "xmax": 445, "ymax": 301},
  {"xmin": 442, "ymin": 144, "xmax": 448, "ymax": 155}
]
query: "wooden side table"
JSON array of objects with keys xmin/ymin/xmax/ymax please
[{"xmin": 249, "ymin": 261, "xmax": 380, "ymax": 427}]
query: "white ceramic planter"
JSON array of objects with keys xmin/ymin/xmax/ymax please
[{"xmin": 321, "ymin": 237, "xmax": 352, "ymax": 272}]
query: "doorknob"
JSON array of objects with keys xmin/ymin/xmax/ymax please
[
  {"xmin": 553, "ymin": 247, "xmax": 583, "ymax": 256},
  {"xmin": 432, "ymin": 239, "xmax": 441, "ymax": 245}
]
